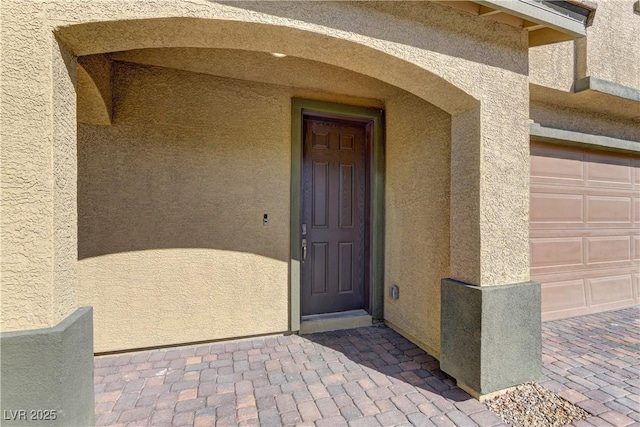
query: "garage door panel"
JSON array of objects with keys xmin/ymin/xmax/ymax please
[
  {"xmin": 530, "ymin": 142, "xmax": 639, "ymax": 320},
  {"xmin": 588, "ymin": 274, "xmax": 634, "ymax": 306},
  {"xmin": 585, "ymin": 154, "xmax": 633, "ymax": 187},
  {"xmin": 531, "ymin": 147, "xmax": 584, "ymax": 184},
  {"xmin": 530, "ymin": 193, "xmax": 583, "ymax": 224},
  {"xmin": 531, "ymin": 143, "xmax": 584, "ymax": 160},
  {"xmin": 540, "ymin": 268, "xmax": 638, "ymax": 321},
  {"xmin": 586, "ymin": 236, "xmax": 631, "ymax": 265},
  {"xmin": 586, "ymin": 196, "xmax": 632, "ymax": 224},
  {"xmin": 531, "ymin": 237, "xmax": 583, "ymax": 268},
  {"xmin": 531, "ymin": 228, "xmax": 635, "ymax": 238},
  {"xmin": 541, "ymin": 279, "xmax": 586, "ymax": 312},
  {"xmin": 531, "ymin": 262, "xmax": 636, "ymax": 277}
]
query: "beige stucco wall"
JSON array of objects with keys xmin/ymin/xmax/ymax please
[
  {"xmin": 55, "ymin": 0, "xmax": 530, "ymax": 288},
  {"xmin": 78, "ymin": 63, "xmax": 292, "ymax": 351},
  {"xmin": 528, "ymin": 1, "xmax": 639, "ymax": 164},
  {"xmin": 585, "ymin": 1, "xmax": 640, "ymax": 90},
  {"xmin": 384, "ymin": 93, "xmax": 451, "ymax": 357},
  {"xmin": 529, "ymin": 41, "xmax": 575, "ymax": 92},
  {"xmin": 530, "ymin": 1, "xmax": 640, "ymax": 91},
  {"xmin": 77, "ymin": 54, "xmax": 112, "ymax": 125},
  {"xmin": 531, "ymin": 102, "xmax": 640, "ymax": 143},
  {"xmin": 80, "ymin": 58, "xmax": 454, "ymax": 352},
  {"xmin": 1, "ymin": 9, "xmax": 78, "ymax": 331},
  {"xmin": 2, "ymin": 0, "xmax": 531, "ymax": 338}
]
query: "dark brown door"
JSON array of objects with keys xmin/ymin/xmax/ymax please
[{"xmin": 301, "ymin": 115, "xmax": 368, "ymax": 316}]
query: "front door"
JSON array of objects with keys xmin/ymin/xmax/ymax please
[{"xmin": 301, "ymin": 115, "xmax": 369, "ymax": 316}]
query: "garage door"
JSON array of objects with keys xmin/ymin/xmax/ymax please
[{"xmin": 530, "ymin": 142, "xmax": 640, "ymax": 321}]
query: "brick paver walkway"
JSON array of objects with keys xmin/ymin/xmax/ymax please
[
  {"xmin": 540, "ymin": 307, "xmax": 639, "ymax": 427},
  {"xmin": 94, "ymin": 307, "xmax": 640, "ymax": 426}
]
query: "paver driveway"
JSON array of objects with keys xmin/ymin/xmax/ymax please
[
  {"xmin": 94, "ymin": 307, "xmax": 639, "ymax": 426},
  {"xmin": 540, "ymin": 308, "xmax": 639, "ymax": 427}
]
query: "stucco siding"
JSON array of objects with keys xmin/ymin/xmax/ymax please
[
  {"xmin": 586, "ymin": 0, "xmax": 640, "ymax": 90},
  {"xmin": 3, "ymin": 0, "xmax": 532, "ymax": 351},
  {"xmin": 530, "ymin": 1, "xmax": 640, "ymax": 91},
  {"xmin": 0, "ymin": 10, "xmax": 78, "ymax": 331},
  {"xmin": 477, "ymin": 86, "xmax": 531, "ymax": 286},
  {"xmin": 385, "ymin": 93, "xmax": 451, "ymax": 357},
  {"xmin": 52, "ymin": 0, "xmax": 531, "ymax": 286},
  {"xmin": 529, "ymin": 41, "xmax": 575, "ymax": 92},
  {"xmin": 78, "ymin": 64, "xmax": 292, "ymax": 351},
  {"xmin": 78, "ymin": 57, "xmax": 462, "ymax": 352},
  {"xmin": 79, "ymin": 61, "xmax": 455, "ymax": 352},
  {"xmin": 531, "ymin": 102, "xmax": 640, "ymax": 143}
]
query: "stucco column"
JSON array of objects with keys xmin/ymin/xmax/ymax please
[
  {"xmin": 450, "ymin": 106, "xmax": 482, "ymax": 285},
  {"xmin": 450, "ymin": 99, "xmax": 531, "ymax": 287},
  {"xmin": 0, "ymin": 6, "xmax": 94, "ymax": 425},
  {"xmin": 442, "ymin": 88, "xmax": 541, "ymax": 398}
]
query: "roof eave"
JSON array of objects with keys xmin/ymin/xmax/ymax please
[{"xmin": 471, "ymin": 0, "xmax": 589, "ymax": 45}]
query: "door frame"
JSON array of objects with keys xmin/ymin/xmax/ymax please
[{"xmin": 290, "ymin": 98, "xmax": 385, "ymax": 331}]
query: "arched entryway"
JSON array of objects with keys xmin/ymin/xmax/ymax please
[{"xmin": 55, "ymin": 16, "xmax": 479, "ymax": 355}]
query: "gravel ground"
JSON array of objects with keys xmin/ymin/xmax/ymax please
[{"xmin": 485, "ymin": 382, "xmax": 590, "ymax": 427}]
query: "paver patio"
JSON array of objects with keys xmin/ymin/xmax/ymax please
[{"xmin": 94, "ymin": 307, "xmax": 639, "ymax": 426}]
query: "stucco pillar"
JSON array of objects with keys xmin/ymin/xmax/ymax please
[
  {"xmin": 450, "ymin": 106, "xmax": 482, "ymax": 285},
  {"xmin": 442, "ymin": 93, "xmax": 541, "ymax": 398},
  {"xmin": 450, "ymin": 100, "xmax": 531, "ymax": 287},
  {"xmin": 0, "ymin": 6, "xmax": 94, "ymax": 425}
]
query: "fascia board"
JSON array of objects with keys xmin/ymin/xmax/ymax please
[
  {"xmin": 530, "ymin": 123, "xmax": 640, "ymax": 154},
  {"xmin": 472, "ymin": 0, "xmax": 587, "ymax": 37}
]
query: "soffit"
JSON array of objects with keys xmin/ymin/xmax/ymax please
[
  {"xmin": 435, "ymin": 0, "xmax": 595, "ymax": 46},
  {"xmin": 108, "ymin": 48, "xmax": 399, "ymax": 101}
]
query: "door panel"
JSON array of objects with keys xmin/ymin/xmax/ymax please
[
  {"xmin": 301, "ymin": 116, "xmax": 367, "ymax": 315},
  {"xmin": 338, "ymin": 242, "xmax": 354, "ymax": 293},
  {"xmin": 312, "ymin": 162, "xmax": 329, "ymax": 227},
  {"xmin": 311, "ymin": 242, "xmax": 328, "ymax": 295}
]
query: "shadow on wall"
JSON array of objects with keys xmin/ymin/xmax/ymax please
[
  {"xmin": 77, "ymin": 124, "xmax": 289, "ymax": 261},
  {"xmin": 77, "ymin": 62, "xmax": 291, "ymax": 262},
  {"xmin": 77, "ymin": 123, "xmax": 288, "ymax": 262}
]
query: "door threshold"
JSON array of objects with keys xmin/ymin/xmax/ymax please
[{"xmin": 300, "ymin": 309, "xmax": 372, "ymax": 334}]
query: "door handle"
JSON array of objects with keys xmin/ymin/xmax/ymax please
[{"xmin": 302, "ymin": 239, "xmax": 307, "ymax": 262}]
